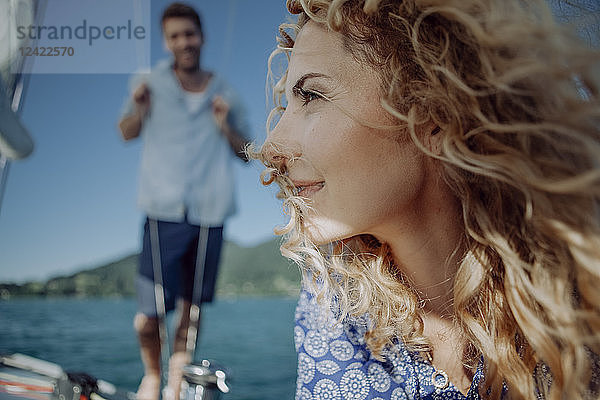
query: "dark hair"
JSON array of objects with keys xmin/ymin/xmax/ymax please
[{"xmin": 161, "ymin": 2, "xmax": 203, "ymax": 38}]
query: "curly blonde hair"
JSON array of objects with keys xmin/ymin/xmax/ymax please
[{"xmin": 250, "ymin": 0, "xmax": 600, "ymax": 398}]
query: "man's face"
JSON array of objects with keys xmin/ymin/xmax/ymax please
[{"xmin": 163, "ymin": 17, "xmax": 202, "ymax": 71}]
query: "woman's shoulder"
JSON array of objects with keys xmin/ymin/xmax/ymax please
[{"xmin": 294, "ymin": 287, "xmax": 482, "ymax": 399}]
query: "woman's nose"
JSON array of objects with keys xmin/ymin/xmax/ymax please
[
  {"xmin": 261, "ymin": 112, "xmax": 300, "ymax": 170},
  {"xmin": 261, "ymin": 138, "xmax": 289, "ymax": 171},
  {"xmin": 261, "ymin": 111, "xmax": 291, "ymax": 165}
]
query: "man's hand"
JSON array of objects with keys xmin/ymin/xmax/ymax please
[
  {"xmin": 133, "ymin": 83, "xmax": 151, "ymax": 119},
  {"xmin": 118, "ymin": 83, "xmax": 150, "ymax": 141},
  {"xmin": 212, "ymin": 95, "xmax": 249, "ymax": 162},
  {"xmin": 212, "ymin": 96, "xmax": 230, "ymax": 131}
]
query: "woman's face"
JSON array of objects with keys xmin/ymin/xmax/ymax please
[{"xmin": 265, "ymin": 21, "xmax": 430, "ymax": 244}]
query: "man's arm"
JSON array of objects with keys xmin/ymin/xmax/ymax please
[
  {"xmin": 118, "ymin": 83, "xmax": 151, "ymax": 141},
  {"xmin": 118, "ymin": 112, "xmax": 144, "ymax": 141},
  {"xmin": 212, "ymin": 96, "xmax": 250, "ymax": 162}
]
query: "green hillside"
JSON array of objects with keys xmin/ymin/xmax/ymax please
[{"xmin": 0, "ymin": 238, "xmax": 301, "ymax": 299}]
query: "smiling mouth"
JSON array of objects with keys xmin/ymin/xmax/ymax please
[
  {"xmin": 179, "ymin": 49, "xmax": 196, "ymax": 58},
  {"xmin": 294, "ymin": 181, "xmax": 325, "ymax": 197}
]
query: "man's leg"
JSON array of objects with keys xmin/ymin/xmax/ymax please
[
  {"xmin": 135, "ymin": 218, "xmax": 194, "ymax": 400},
  {"xmin": 133, "ymin": 313, "xmax": 161, "ymax": 400},
  {"xmin": 165, "ymin": 300, "xmax": 195, "ymax": 400},
  {"xmin": 134, "ymin": 218, "xmax": 165, "ymax": 400},
  {"xmin": 165, "ymin": 225, "xmax": 222, "ymax": 400}
]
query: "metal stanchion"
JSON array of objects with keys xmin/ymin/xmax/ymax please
[
  {"xmin": 148, "ymin": 222, "xmax": 228, "ymax": 400},
  {"xmin": 0, "ymin": 155, "xmax": 10, "ymax": 217},
  {"xmin": 185, "ymin": 226, "xmax": 209, "ymax": 356},
  {"xmin": 148, "ymin": 218, "xmax": 171, "ymax": 390},
  {"xmin": 180, "ymin": 226, "xmax": 229, "ymax": 400},
  {"xmin": 181, "ymin": 360, "xmax": 229, "ymax": 400}
]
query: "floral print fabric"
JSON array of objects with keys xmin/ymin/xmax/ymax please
[{"xmin": 294, "ymin": 288, "xmax": 483, "ymax": 400}]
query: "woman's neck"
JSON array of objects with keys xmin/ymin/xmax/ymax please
[
  {"xmin": 371, "ymin": 172, "xmax": 473, "ymax": 394},
  {"xmin": 374, "ymin": 179, "xmax": 465, "ymax": 316}
]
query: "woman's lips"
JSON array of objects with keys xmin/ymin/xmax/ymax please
[{"xmin": 294, "ymin": 181, "xmax": 325, "ymax": 197}]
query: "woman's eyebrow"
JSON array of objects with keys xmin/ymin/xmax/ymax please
[{"xmin": 293, "ymin": 72, "xmax": 330, "ymax": 89}]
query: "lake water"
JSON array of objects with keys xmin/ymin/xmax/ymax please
[{"xmin": 0, "ymin": 297, "xmax": 298, "ymax": 400}]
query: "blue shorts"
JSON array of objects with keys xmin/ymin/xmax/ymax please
[{"xmin": 136, "ymin": 217, "xmax": 223, "ymax": 317}]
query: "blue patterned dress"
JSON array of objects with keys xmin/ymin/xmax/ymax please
[{"xmin": 294, "ymin": 288, "xmax": 484, "ymax": 400}]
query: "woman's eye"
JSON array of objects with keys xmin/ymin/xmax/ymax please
[{"xmin": 293, "ymin": 87, "xmax": 322, "ymax": 105}]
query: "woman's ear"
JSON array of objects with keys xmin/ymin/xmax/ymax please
[{"xmin": 423, "ymin": 123, "xmax": 443, "ymax": 155}]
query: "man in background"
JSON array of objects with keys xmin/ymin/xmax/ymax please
[{"xmin": 118, "ymin": 3, "xmax": 249, "ymax": 400}]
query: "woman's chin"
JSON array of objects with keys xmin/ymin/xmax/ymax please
[{"xmin": 303, "ymin": 217, "xmax": 356, "ymax": 247}]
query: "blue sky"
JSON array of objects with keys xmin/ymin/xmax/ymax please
[
  {"xmin": 1, "ymin": 0, "xmax": 597, "ymax": 284},
  {"xmin": 0, "ymin": 0, "xmax": 291, "ymax": 283}
]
